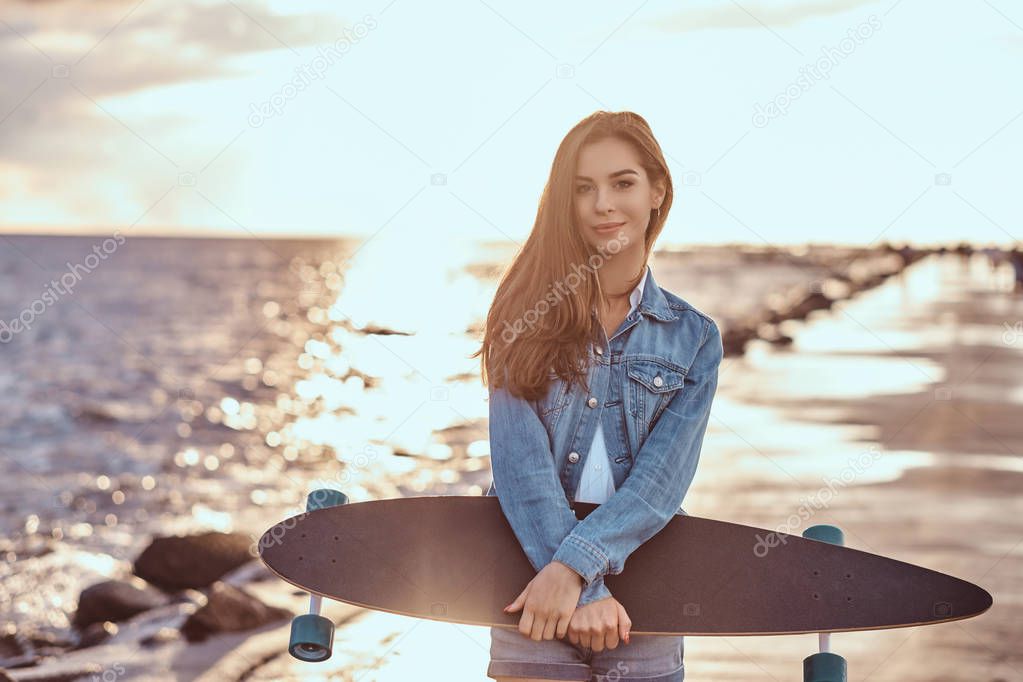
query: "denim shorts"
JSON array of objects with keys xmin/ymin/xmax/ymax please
[{"xmin": 487, "ymin": 626, "xmax": 684, "ymax": 681}]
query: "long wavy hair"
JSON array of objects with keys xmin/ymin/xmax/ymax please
[{"xmin": 472, "ymin": 111, "xmax": 674, "ymax": 401}]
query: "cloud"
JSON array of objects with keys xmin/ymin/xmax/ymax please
[
  {"xmin": 1, "ymin": 0, "xmax": 353, "ymax": 98},
  {"xmin": 0, "ymin": 0, "xmax": 358, "ymax": 224}
]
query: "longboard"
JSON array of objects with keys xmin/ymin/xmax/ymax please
[{"xmin": 258, "ymin": 495, "xmax": 991, "ymax": 637}]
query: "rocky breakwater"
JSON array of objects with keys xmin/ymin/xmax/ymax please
[{"xmin": 719, "ymin": 245, "xmax": 926, "ymax": 356}]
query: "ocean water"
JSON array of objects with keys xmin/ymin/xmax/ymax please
[{"xmin": 0, "ymin": 233, "xmax": 500, "ymax": 636}]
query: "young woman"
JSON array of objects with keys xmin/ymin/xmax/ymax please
[{"xmin": 474, "ymin": 111, "xmax": 722, "ymax": 682}]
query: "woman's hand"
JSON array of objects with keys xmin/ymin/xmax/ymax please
[
  {"xmin": 503, "ymin": 561, "xmax": 583, "ymax": 641},
  {"xmin": 567, "ymin": 596, "xmax": 632, "ymax": 652}
]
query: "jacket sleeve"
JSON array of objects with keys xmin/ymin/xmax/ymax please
[
  {"xmin": 550, "ymin": 318, "xmax": 722, "ymax": 586},
  {"xmin": 488, "ymin": 376, "xmax": 613, "ymax": 606}
]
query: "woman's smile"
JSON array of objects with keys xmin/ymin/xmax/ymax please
[{"xmin": 593, "ymin": 221, "xmax": 626, "ymax": 234}]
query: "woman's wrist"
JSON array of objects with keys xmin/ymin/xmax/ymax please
[{"xmin": 549, "ymin": 560, "xmax": 585, "ymax": 585}]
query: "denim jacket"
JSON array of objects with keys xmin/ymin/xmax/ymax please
[{"xmin": 485, "ymin": 266, "xmax": 722, "ymax": 606}]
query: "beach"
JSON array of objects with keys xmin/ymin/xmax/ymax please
[{"xmin": 1, "ymin": 236, "xmax": 1019, "ymax": 681}]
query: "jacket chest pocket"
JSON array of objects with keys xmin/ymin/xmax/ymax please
[{"xmin": 625, "ymin": 356, "xmax": 687, "ymax": 439}]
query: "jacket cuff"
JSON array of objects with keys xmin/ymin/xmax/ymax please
[
  {"xmin": 577, "ymin": 578, "xmax": 611, "ymax": 606},
  {"xmin": 551, "ymin": 534, "xmax": 610, "ymax": 585}
]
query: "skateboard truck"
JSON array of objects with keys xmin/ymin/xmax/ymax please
[
  {"xmin": 287, "ymin": 488, "xmax": 348, "ymax": 662},
  {"xmin": 802, "ymin": 525, "xmax": 848, "ymax": 682}
]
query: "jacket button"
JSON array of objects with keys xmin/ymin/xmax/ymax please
[
  {"xmin": 594, "ymin": 346, "xmax": 604, "ymax": 356},
  {"xmin": 587, "ymin": 397, "xmax": 597, "ymax": 408},
  {"xmin": 653, "ymin": 375, "xmax": 664, "ymax": 388},
  {"xmin": 568, "ymin": 451, "xmax": 580, "ymax": 463}
]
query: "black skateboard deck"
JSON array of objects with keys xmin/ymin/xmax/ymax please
[{"xmin": 259, "ymin": 495, "xmax": 992, "ymax": 635}]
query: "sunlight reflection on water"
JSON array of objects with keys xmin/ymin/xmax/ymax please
[{"xmin": 291, "ymin": 231, "xmax": 493, "ymax": 474}]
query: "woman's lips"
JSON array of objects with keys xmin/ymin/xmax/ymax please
[{"xmin": 593, "ymin": 221, "xmax": 625, "ymax": 233}]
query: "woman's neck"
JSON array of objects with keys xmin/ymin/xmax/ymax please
[{"xmin": 597, "ymin": 257, "xmax": 645, "ymax": 302}]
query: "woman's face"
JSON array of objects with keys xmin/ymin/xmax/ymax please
[{"xmin": 573, "ymin": 137, "xmax": 664, "ymax": 253}]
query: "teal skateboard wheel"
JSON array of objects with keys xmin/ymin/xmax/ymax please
[
  {"xmin": 289, "ymin": 613, "xmax": 334, "ymax": 662},
  {"xmin": 803, "ymin": 525, "xmax": 844, "ymax": 546},
  {"xmin": 803, "ymin": 651, "xmax": 847, "ymax": 682},
  {"xmin": 306, "ymin": 489, "xmax": 348, "ymax": 512}
]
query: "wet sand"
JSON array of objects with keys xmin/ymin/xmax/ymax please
[{"xmin": 682, "ymin": 254, "xmax": 1022, "ymax": 680}]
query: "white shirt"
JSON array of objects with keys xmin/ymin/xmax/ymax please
[{"xmin": 574, "ymin": 265, "xmax": 648, "ymax": 504}]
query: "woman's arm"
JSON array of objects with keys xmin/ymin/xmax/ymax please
[
  {"xmin": 489, "ymin": 377, "xmax": 613, "ymax": 606},
  {"xmin": 550, "ymin": 318, "xmax": 722, "ymax": 589}
]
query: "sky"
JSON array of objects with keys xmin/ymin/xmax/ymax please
[{"xmin": 0, "ymin": 0, "xmax": 1020, "ymax": 247}]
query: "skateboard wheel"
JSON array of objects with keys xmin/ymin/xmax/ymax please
[
  {"xmin": 803, "ymin": 651, "xmax": 847, "ymax": 682},
  {"xmin": 289, "ymin": 613, "xmax": 334, "ymax": 662},
  {"xmin": 803, "ymin": 525, "xmax": 844, "ymax": 546},
  {"xmin": 306, "ymin": 489, "xmax": 348, "ymax": 512}
]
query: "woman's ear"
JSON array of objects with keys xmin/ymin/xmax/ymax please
[{"xmin": 652, "ymin": 178, "xmax": 666, "ymax": 209}]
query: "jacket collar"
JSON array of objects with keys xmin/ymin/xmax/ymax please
[{"xmin": 635, "ymin": 266, "xmax": 678, "ymax": 322}]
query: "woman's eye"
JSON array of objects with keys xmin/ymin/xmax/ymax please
[{"xmin": 575, "ymin": 181, "xmax": 632, "ymax": 194}]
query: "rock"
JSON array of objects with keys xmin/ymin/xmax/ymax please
[
  {"xmin": 73, "ymin": 621, "xmax": 118, "ymax": 650},
  {"xmin": 74, "ymin": 399, "xmax": 157, "ymax": 424},
  {"xmin": 167, "ymin": 588, "xmax": 207, "ymax": 607},
  {"xmin": 180, "ymin": 582, "xmax": 292, "ymax": 642},
  {"xmin": 0, "ymin": 630, "xmax": 24, "ymax": 660},
  {"xmin": 757, "ymin": 323, "xmax": 794, "ymax": 347},
  {"xmin": 856, "ymin": 274, "xmax": 884, "ymax": 289},
  {"xmin": 134, "ymin": 531, "xmax": 254, "ymax": 590},
  {"xmin": 0, "ymin": 625, "xmax": 77, "ymax": 669},
  {"xmin": 784, "ymin": 291, "xmax": 833, "ymax": 321},
  {"xmin": 23, "ymin": 630, "xmax": 73, "ymax": 651},
  {"xmin": 72, "ymin": 578, "xmax": 169, "ymax": 629},
  {"xmin": 358, "ymin": 324, "xmax": 412, "ymax": 336},
  {"xmin": 722, "ymin": 326, "xmax": 757, "ymax": 357},
  {"xmin": 0, "ymin": 630, "xmax": 35, "ymax": 670}
]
